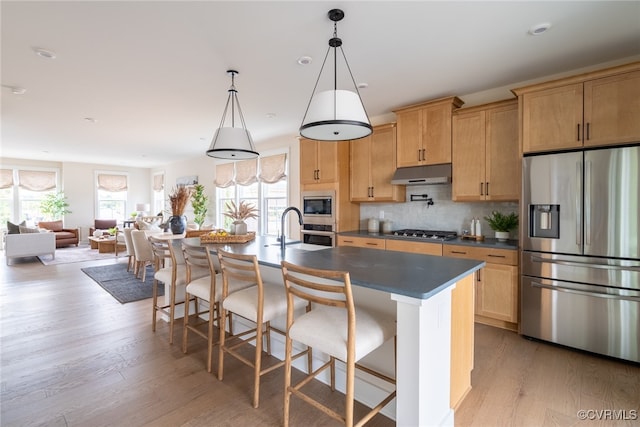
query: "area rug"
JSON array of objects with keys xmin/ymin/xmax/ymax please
[
  {"xmin": 38, "ymin": 243, "xmax": 120, "ymax": 265},
  {"xmin": 81, "ymin": 263, "xmax": 163, "ymax": 304}
]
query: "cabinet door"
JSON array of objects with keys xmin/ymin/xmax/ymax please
[
  {"xmin": 337, "ymin": 235, "xmax": 385, "ymax": 249},
  {"xmin": 584, "ymin": 70, "xmax": 640, "ymax": 147},
  {"xmin": 476, "ymin": 263, "xmax": 518, "ymax": 323},
  {"xmin": 370, "ymin": 125, "xmax": 403, "ymax": 201},
  {"xmin": 300, "ymin": 139, "xmax": 319, "ymax": 184},
  {"xmin": 521, "ymin": 84, "xmax": 583, "ymax": 153},
  {"xmin": 350, "ymin": 136, "xmax": 372, "ymax": 201},
  {"xmin": 485, "ymin": 104, "xmax": 519, "ymax": 201},
  {"xmin": 316, "ymin": 141, "xmax": 338, "ymax": 183},
  {"xmin": 396, "ymin": 109, "xmax": 423, "ymax": 167},
  {"xmin": 452, "ymin": 111, "xmax": 485, "ymax": 201},
  {"xmin": 423, "ymin": 103, "xmax": 453, "ymax": 165},
  {"xmin": 385, "ymin": 239, "xmax": 442, "ymax": 256}
]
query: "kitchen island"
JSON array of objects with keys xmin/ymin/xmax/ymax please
[{"xmin": 183, "ymin": 235, "xmax": 484, "ymax": 426}]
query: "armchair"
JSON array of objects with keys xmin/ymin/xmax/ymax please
[
  {"xmin": 89, "ymin": 219, "xmax": 118, "ymax": 237},
  {"xmin": 37, "ymin": 220, "xmax": 79, "ymax": 248}
]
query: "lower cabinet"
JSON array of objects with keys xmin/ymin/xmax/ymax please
[
  {"xmin": 337, "ymin": 235, "xmax": 386, "ymax": 250},
  {"xmin": 443, "ymin": 244, "xmax": 519, "ymax": 331}
]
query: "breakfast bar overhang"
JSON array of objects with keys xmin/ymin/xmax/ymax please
[{"xmin": 184, "ymin": 237, "xmax": 485, "ymax": 426}]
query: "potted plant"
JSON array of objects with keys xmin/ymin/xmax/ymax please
[
  {"xmin": 190, "ymin": 184, "xmax": 209, "ymax": 230},
  {"xmin": 40, "ymin": 192, "xmax": 71, "ymax": 220},
  {"xmin": 168, "ymin": 186, "xmax": 191, "ymax": 234},
  {"xmin": 484, "ymin": 211, "xmax": 518, "ymax": 241},
  {"xmin": 223, "ymin": 200, "xmax": 258, "ymax": 235}
]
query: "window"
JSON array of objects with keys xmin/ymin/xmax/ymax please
[
  {"xmin": 96, "ymin": 173, "xmax": 128, "ymax": 221},
  {"xmin": 153, "ymin": 173, "xmax": 165, "ymax": 216},
  {"xmin": 215, "ymin": 154, "xmax": 288, "ymax": 236},
  {"xmin": 0, "ymin": 168, "xmax": 58, "ymax": 228}
]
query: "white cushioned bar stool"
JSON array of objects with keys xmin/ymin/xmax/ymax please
[
  {"xmin": 280, "ymin": 261, "xmax": 397, "ymax": 427},
  {"xmin": 216, "ymin": 249, "xmax": 310, "ymax": 408},
  {"xmin": 181, "ymin": 243, "xmax": 252, "ymax": 373},
  {"xmin": 149, "ymin": 236, "xmax": 207, "ymax": 344}
]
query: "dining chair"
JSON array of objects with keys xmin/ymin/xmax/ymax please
[
  {"xmin": 216, "ymin": 249, "xmax": 309, "ymax": 408},
  {"xmin": 280, "ymin": 260, "xmax": 397, "ymax": 427},
  {"xmin": 120, "ymin": 227, "xmax": 135, "ymax": 270},
  {"xmin": 181, "ymin": 244, "xmax": 253, "ymax": 372},
  {"xmin": 149, "ymin": 236, "xmax": 208, "ymax": 344},
  {"xmin": 130, "ymin": 229, "xmax": 154, "ymax": 281}
]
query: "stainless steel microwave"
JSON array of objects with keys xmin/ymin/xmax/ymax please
[{"xmin": 301, "ymin": 190, "xmax": 335, "ymax": 225}]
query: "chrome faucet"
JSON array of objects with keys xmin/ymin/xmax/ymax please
[{"xmin": 280, "ymin": 206, "xmax": 303, "ymax": 250}]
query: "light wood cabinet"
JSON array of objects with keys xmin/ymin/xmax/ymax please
[
  {"xmin": 300, "ymin": 138, "xmax": 339, "ymax": 184},
  {"xmin": 337, "ymin": 235, "xmax": 385, "ymax": 250},
  {"xmin": 443, "ymin": 244, "xmax": 518, "ymax": 331},
  {"xmin": 394, "ymin": 97, "xmax": 464, "ymax": 167},
  {"xmin": 350, "ymin": 124, "xmax": 405, "ymax": 202},
  {"xmin": 385, "ymin": 239, "xmax": 442, "ymax": 256},
  {"xmin": 452, "ymin": 100, "xmax": 519, "ymax": 201},
  {"xmin": 514, "ymin": 63, "xmax": 640, "ymax": 153}
]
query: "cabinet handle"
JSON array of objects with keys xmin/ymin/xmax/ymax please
[
  {"xmin": 316, "ymin": 170, "xmax": 320, "ymax": 180},
  {"xmin": 343, "ymin": 240, "xmax": 354, "ymax": 243},
  {"xmin": 476, "ymin": 270, "xmax": 481, "ymax": 282},
  {"xmin": 451, "ymin": 250, "xmax": 467, "ymax": 254},
  {"xmin": 417, "ymin": 149, "xmax": 421, "ymax": 161},
  {"xmin": 366, "ymin": 242, "xmax": 379, "ymax": 246},
  {"xmin": 488, "ymin": 254, "xmax": 506, "ymax": 258},
  {"xmin": 480, "ymin": 182, "xmax": 484, "ymax": 196},
  {"xmin": 486, "ymin": 182, "xmax": 489, "ymax": 196},
  {"xmin": 422, "ymin": 149, "xmax": 426, "ymax": 161},
  {"xmin": 577, "ymin": 123, "xmax": 581, "ymax": 141},
  {"xmin": 586, "ymin": 122, "xmax": 590, "ymax": 140}
]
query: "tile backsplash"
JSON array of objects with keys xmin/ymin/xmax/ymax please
[{"xmin": 358, "ymin": 184, "xmax": 519, "ymax": 238}]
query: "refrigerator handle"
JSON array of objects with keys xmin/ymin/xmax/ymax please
[
  {"xmin": 585, "ymin": 160, "xmax": 591, "ymax": 246},
  {"xmin": 576, "ymin": 161, "xmax": 582, "ymax": 246},
  {"xmin": 531, "ymin": 282, "xmax": 640, "ymax": 302}
]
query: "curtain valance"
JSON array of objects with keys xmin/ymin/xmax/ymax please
[
  {"xmin": 259, "ymin": 154, "xmax": 287, "ymax": 183},
  {"xmin": 18, "ymin": 170, "xmax": 56, "ymax": 191},
  {"xmin": 97, "ymin": 174, "xmax": 128, "ymax": 192}
]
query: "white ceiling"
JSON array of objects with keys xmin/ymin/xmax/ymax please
[{"xmin": 2, "ymin": 1, "xmax": 639, "ymax": 168}]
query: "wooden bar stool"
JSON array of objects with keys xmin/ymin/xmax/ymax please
[
  {"xmin": 280, "ymin": 260, "xmax": 397, "ymax": 427},
  {"xmin": 216, "ymin": 249, "xmax": 309, "ymax": 408},
  {"xmin": 181, "ymin": 244, "xmax": 253, "ymax": 373}
]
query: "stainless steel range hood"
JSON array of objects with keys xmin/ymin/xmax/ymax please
[{"xmin": 391, "ymin": 164, "xmax": 452, "ymax": 185}]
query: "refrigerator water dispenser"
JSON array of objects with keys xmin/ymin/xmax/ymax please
[{"xmin": 529, "ymin": 204, "xmax": 559, "ymax": 238}]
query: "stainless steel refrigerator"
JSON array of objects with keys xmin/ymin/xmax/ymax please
[{"xmin": 521, "ymin": 145, "xmax": 640, "ymax": 363}]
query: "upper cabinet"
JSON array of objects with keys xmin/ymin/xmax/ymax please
[
  {"xmin": 452, "ymin": 99, "xmax": 519, "ymax": 201},
  {"xmin": 300, "ymin": 138, "xmax": 340, "ymax": 184},
  {"xmin": 350, "ymin": 123, "xmax": 405, "ymax": 202},
  {"xmin": 394, "ymin": 96, "xmax": 464, "ymax": 167},
  {"xmin": 513, "ymin": 63, "xmax": 640, "ymax": 154}
]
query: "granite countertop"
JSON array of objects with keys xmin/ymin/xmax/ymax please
[
  {"xmin": 339, "ymin": 230, "xmax": 519, "ymax": 250},
  {"xmin": 183, "ymin": 235, "xmax": 484, "ymax": 300}
]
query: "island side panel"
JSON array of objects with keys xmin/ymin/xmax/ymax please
[
  {"xmin": 392, "ymin": 284, "xmax": 455, "ymax": 427},
  {"xmin": 450, "ymin": 273, "xmax": 475, "ymax": 409}
]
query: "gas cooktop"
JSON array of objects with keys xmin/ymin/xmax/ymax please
[{"xmin": 391, "ymin": 229, "xmax": 458, "ymax": 241}]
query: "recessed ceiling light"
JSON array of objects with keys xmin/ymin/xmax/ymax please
[
  {"xmin": 297, "ymin": 56, "xmax": 312, "ymax": 66},
  {"xmin": 32, "ymin": 47, "xmax": 57, "ymax": 59},
  {"xmin": 528, "ymin": 22, "xmax": 551, "ymax": 36},
  {"xmin": 2, "ymin": 85, "xmax": 27, "ymax": 95},
  {"xmin": 266, "ymin": 113, "xmax": 276, "ymax": 119},
  {"xmin": 357, "ymin": 82, "xmax": 369, "ymax": 89},
  {"xmin": 84, "ymin": 117, "xmax": 97, "ymax": 123}
]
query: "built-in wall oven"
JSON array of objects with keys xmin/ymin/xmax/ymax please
[{"xmin": 301, "ymin": 190, "xmax": 336, "ymax": 247}]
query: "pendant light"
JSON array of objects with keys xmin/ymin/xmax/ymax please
[
  {"xmin": 206, "ymin": 70, "xmax": 259, "ymax": 160},
  {"xmin": 299, "ymin": 9, "xmax": 372, "ymax": 141}
]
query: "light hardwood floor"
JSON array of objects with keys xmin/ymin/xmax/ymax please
[{"xmin": 1, "ymin": 253, "xmax": 638, "ymax": 426}]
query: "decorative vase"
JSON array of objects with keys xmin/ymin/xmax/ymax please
[
  {"xmin": 169, "ymin": 215, "xmax": 187, "ymax": 235},
  {"xmin": 93, "ymin": 230, "xmax": 102, "ymax": 238},
  {"xmin": 231, "ymin": 220, "xmax": 247, "ymax": 236},
  {"xmin": 495, "ymin": 231, "xmax": 510, "ymax": 242}
]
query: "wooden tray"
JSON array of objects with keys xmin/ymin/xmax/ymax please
[
  {"xmin": 199, "ymin": 231, "xmax": 256, "ymax": 244},
  {"xmin": 460, "ymin": 234, "xmax": 485, "ymax": 241}
]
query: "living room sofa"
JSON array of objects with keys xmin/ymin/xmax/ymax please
[
  {"xmin": 5, "ymin": 232, "xmax": 56, "ymax": 265},
  {"xmin": 37, "ymin": 220, "xmax": 79, "ymax": 248}
]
